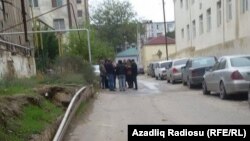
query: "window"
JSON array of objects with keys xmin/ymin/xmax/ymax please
[
  {"xmin": 226, "ymin": 0, "xmax": 233, "ymax": 21},
  {"xmin": 77, "ymin": 0, "xmax": 82, "ymax": 4},
  {"xmin": 231, "ymin": 57, "xmax": 250, "ymax": 67},
  {"xmin": 29, "ymin": 0, "xmax": 39, "ymax": 7},
  {"xmin": 157, "ymin": 25, "xmax": 159, "ymax": 30},
  {"xmin": 77, "ymin": 10, "xmax": 83, "ymax": 17},
  {"xmin": 217, "ymin": 1, "xmax": 222, "ymax": 27},
  {"xmin": 199, "ymin": 14, "xmax": 204, "ymax": 35},
  {"xmin": 187, "ymin": 24, "xmax": 190, "ymax": 40},
  {"xmin": 181, "ymin": 28, "xmax": 184, "ymax": 38},
  {"xmin": 52, "ymin": 0, "xmax": 63, "ymax": 7},
  {"xmin": 241, "ymin": 0, "xmax": 249, "ymax": 13},
  {"xmin": 53, "ymin": 19, "xmax": 65, "ymax": 30},
  {"xmin": 180, "ymin": 0, "xmax": 183, "ymax": 8},
  {"xmin": 192, "ymin": 20, "xmax": 196, "ymax": 38},
  {"xmin": 218, "ymin": 60, "xmax": 227, "ymax": 70},
  {"xmin": 207, "ymin": 8, "xmax": 211, "ymax": 32}
]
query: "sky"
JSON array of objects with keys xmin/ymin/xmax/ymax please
[{"xmin": 88, "ymin": 0, "xmax": 175, "ymax": 22}]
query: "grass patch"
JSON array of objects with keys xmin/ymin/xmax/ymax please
[
  {"xmin": 0, "ymin": 78, "xmax": 37, "ymax": 96},
  {"xmin": 0, "ymin": 100, "xmax": 63, "ymax": 141},
  {"xmin": 38, "ymin": 73, "xmax": 86, "ymax": 85}
]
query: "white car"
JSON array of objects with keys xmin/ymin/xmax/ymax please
[
  {"xmin": 92, "ymin": 65, "xmax": 100, "ymax": 76},
  {"xmin": 154, "ymin": 60, "xmax": 173, "ymax": 80}
]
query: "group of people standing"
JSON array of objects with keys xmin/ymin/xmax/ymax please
[{"xmin": 99, "ymin": 59, "xmax": 138, "ymax": 92}]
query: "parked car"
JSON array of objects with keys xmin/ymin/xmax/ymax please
[
  {"xmin": 147, "ymin": 62, "xmax": 156, "ymax": 77},
  {"xmin": 248, "ymin": 84, "xmax": 250, "ymax": 106},
  {"xmin": 154, "ymin": 60, "xmax": 173, "ymax": 80},
  {"xmin": 203, "ymin": 55, "xmax": 250, "ymax": 99},
  {"xmin": 138, "ymin": 66, "xmax": 145, "ymax": 74},
  {"xmin": 166, "ymin": 58, "xmax": 188, "ymax": 84},
  {"xmin": 182, "ymin": 56, "xmax": 217, "ymax": 88}
]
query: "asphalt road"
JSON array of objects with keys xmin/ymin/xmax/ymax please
[{"xmin": 65, "ymin": 75, "xmax": 250, "ymax": 141}]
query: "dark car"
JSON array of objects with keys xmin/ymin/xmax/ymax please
[
  {"xmin": 182, "ymin": 56, "xmax": 217, "ymax": 88},
  {"xmin": 248, "ymin": 84, "xmax": 250, "ymax": 107},
  {"xmin": 138, "ymin": 66, "xmax": 145, "ymax": 74},
  {"xmin": 147, "ymin": 62, "xmax": 157, "ymax": 77}
]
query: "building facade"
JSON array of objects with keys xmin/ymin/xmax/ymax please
[
  {"xmin": 143, "ymin": 20, "xmax": 175, "ymax": 39},
  {"xmin": 29, "ymin": 0, "xmax": 89, "ymax": 30},
  {"xmin": 141, "ymin": 36, "xmax": 176, "ymax": 70},
  {"xmin": 174, "ymin": 0, "xmax": 250, "ymax": 58},
  {"xmin": 0, "ymin": 0, "xmax": 36, "ymax": 78}
]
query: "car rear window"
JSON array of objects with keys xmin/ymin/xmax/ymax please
[
  {"xmin": 192, "ymin": 57, "xmax": 216, "ymax": 68},
  {"xmin": 230, "ymin": 57, "xmax": 250, "ymax": 67},
  {"xmin": 161, "ymin": 62, "xmax": 172, "ymax": 69},
  {"xmin": 174, "ymin": 59, "xmax": 188, "ymax": 66}
]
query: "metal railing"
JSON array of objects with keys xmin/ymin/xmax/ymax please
[{"xmin": 53, "ymin": 86, "xmax": 87, "ymax": 141}]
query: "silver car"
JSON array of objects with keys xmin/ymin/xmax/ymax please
[
  {"xmin": 203, "ymin": 55, "xmax": 250, "ymax": 99},
  {"xmin": 166, "ymin": 58, "xmax": 188, "ymax": 84}
]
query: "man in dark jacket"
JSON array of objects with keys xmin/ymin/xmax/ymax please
[
  {"xmin": 131, "ymin": 59, "xmax": 138, "ymax": 90},
  {"xmin": 106, "ymin": 59, "xmax": 115, "ymax": 91},
  {"xmin": 99, "ymin": 60, "xmax": 106, "ymax": 89},
  {"xmin": 116, "ymin": 60, "xmax": 126, "ymax": 91}
]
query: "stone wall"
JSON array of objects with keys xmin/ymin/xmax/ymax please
[{"xmin": 0, "ymin": 50, "xmax": 36, "ymax": 79}]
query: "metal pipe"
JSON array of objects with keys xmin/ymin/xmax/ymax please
[
  {"xmin": 0, "ymin": 39, "xmax": 32, "ymax": 50},
  {"xmin": 162, "ymin": 0, "xmax": 169, "ymax": 60},
  {"xmin": 53, "ymin": 86, "xmax": 86, "ymax": 141},
  {"xmin": 0, "ymin": 28, "xmax": 92, "ymax": 63}
]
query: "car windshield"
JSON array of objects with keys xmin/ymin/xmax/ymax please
[
  {"xmin": 192, "ymin": 57, "xmax": 216, "ymax": 68},
  {"xmin": 230, "ymin": 56, "xmax": 250, "ymax": 67},
  {"xmin": 93, "ymin": 65, "xmax": 99, "ymax": 71},
  {"xmin": 161, "ymin": 62, "xmax": 172, "ymax": 69},
  {"xmin": 174, "ymin": 59, "xmax": 188, "ymax": 66}
]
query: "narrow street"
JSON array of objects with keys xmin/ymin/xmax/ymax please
[{"xmin": 65, "ymin": 75, "xmax": 250, "ymax": 141}]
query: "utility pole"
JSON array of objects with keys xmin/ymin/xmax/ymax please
[
  {"xmin": 21, "ymin": 0, "xmax": 28, "ymax": 41},
  {"xmin": 162, "ymin": 0, "xmax": 169, "ymax": 60}
]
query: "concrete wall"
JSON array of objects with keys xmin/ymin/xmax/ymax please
[
  {"xmin": 174, "ymin": 0, "xmax": 250, "ymax": 58},
  {"xmin": 0, "ymin": 50, "xmax": 36, "ymax": 79},
  {"xmin": 0, "ymin": 0, "xmax": 36, "ymax": 79},
  {"xmin": 142, "ymin": 44, "xmax": 176, "ymax": 70}
]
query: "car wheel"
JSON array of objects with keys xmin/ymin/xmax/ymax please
[
  {"xmin": 187, "ymin": 78, "xmax": 193, "ymax": 89},
  {"xmin": 219, "ymin": 82, "xmax": 227, "ymax": 99},
  {"xmin": 170, "ymin": 76, "xmax": 175, "ymax": 84},
  {"xmin": 202, "ymin": 81, "xmax": 210, "ymax": 95},
  {"xmin": 167, "ymin": 76, "xmax": 170, "ymax": 83}
]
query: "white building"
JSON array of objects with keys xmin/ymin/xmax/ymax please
[
  {"xmin": 29, "ymin": 0, "xmax": 89, "ymax": 30},
  {"xmin": 143, "ymin": 20, "xmax": 175, "ymax": 39},
  {"xmin": 174, "ymin": 0, "xmax": 250, "ymax": 58}
]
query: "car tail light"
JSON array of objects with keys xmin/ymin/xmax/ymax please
[
  {"xmin": 192, "ymin": 70, "xmax": 198, "ymax": 77},
  {"xmin": 173, "ymin": 68, "xmax": 178, "ymax": 74},
  {"xmin": 231, "ymin": 70, "xmax": 243, "ymax": 80}
]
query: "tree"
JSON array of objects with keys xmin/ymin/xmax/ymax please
[
  {"xmin": 35, "ymin": 28, "xmax": 59, "ymax": 72},
  {"xmin": 91, "ymin": 0, "xmax": 138, "ymax": 51},
  {"xmin": 67, "ymin": 28, "xmax": 115, "ymax": 64}
]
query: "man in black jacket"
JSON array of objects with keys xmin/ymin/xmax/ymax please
[
  {"xmin": 106, "ymin": 59, "xmax": 115, "ymax": 91},
  {"xmin": 116, "ymin": 60, "xmax": 126, "ymax": 91},
  {"xmin": 131, "ymin": 59, "xmax": 138, "ymax": 90}
]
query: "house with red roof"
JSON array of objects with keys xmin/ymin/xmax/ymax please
[{"xmin": 141, "ymin": 36, "xmax": 176, "ymax": 70}]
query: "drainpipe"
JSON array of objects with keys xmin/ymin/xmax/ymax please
[
  {"xmin": 67, "ymin": 0, "xmax": 72, "ymax": 28},
  {"xmin": 222, "ymin": 0, "xmax": 225, "ymax": 52}
]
